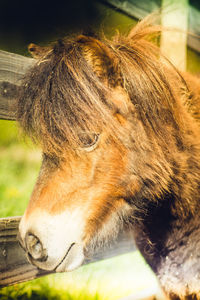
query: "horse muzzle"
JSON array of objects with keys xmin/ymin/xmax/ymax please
[{"xmin": 18, "ymin": 209, "xmax": 85, "ymax": 272}]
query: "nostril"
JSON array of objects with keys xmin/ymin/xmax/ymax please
[{"xmin": 25, "ymin": 233, "xmax": 48, "ymax": 262}]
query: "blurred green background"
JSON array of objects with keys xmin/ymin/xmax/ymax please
[{"xmin": 0, "ymin": 1, "xmax": 200, "ymax": 299}]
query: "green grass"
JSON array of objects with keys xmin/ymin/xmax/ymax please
[
  {"xmin": 0, "ymin": 120, "xmax": 41, "ymax": 217},
  {"xmin": 0, "ymin": 252, "xmax": 157, "ymax": 300},
  {"xmin": 0, "ymin": 144, "xmax": 41, "ymax": 217},
  {"xmin": 0, "ymin": 120, "xmax": 19, "ymax": 146}
]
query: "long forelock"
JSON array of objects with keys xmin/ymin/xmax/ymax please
[
  {"xmin": 17, "ymin": 38, "xmax": 122, "ymax": 156},
  {"xmin": 17, "ymin": 19, "xmax": 186, "ymax": 156}
]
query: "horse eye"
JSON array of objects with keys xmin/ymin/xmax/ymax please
[{"xmin": 78, "ymin": 133, "xmax": 100, "ymax": 151}]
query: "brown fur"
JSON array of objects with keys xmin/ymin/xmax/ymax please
[{"xmin": 18, "ymin": 18, "xmax": 200, "ymax": 299}]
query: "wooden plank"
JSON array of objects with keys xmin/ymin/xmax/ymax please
[
  {"xmin": 0, "ymin": 82, "xmax": 18, "ymax": 120},
  {"xmin": 0, "ymin": 50, "xmax": 35, "ymax": 121},
  {"xmin": 0, "ymin": 50, "xmax": 35, "ymax": 85},
  {"xmin": 102, "ymin": 0, "xmax": 153, "ymax": 20},
  {"xmin": 0, "ymin": 216, "xmax": 135, "ymax": 287},
  {"xmin": 103, "ymin": 0, "xmax": 200, "ymax": 53}
]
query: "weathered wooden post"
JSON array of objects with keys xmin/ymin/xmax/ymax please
[{"xmin": 161, "ymin": 0, "xmax": 189, "ymax": 71}]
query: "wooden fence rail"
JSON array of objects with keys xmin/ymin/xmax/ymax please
[
  {"xmin": 103, "ymin": 0, "xmax": 200, "ymax": 54},
  {"xmin": 0, "ymin": 50, "xmax": 35, "ymax": 120},
  {"xmin": 0, "ymin": 217, "xmax": 135, "ymax": 287}
]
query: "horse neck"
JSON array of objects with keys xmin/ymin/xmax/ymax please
[
  {"xmin": 132, "ymin": 89, "xmax": 200, "ymax": 297},
  {"xmin": 134, "ymin": 203, "xmax": 200, "ymax": 298}
]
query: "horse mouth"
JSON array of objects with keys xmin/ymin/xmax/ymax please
[
  {"xmin": 54, "ymin": 243, "xmax": 75, "ymax": 271},
  {"xmin": 55, "ymin": 243, "xmax": 84, "ymax": 272}
]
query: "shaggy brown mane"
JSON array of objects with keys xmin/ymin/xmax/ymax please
[{"xmin": 17, "ymin": 19, "xmax": 189, "ymax": 157}]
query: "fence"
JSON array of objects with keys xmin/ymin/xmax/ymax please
[{"xmin": 0, "ymin": 216, "xmax": 135, "ymax": 287}]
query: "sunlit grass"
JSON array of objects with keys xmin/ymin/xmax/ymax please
[
  {"xmin": 0, "ymin": 251, "xmax": 157, "ymax": 300},
  {"xmin": 0, "ymin": 144, "xmax": 41, "ymax": 217}
]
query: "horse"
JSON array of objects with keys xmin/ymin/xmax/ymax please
[{"xmin": 17, "ymin": 17, "xmax": 200, "ymax": 299}]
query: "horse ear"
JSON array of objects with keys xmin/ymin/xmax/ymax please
[
  {"xmin": 77, "ymin": 35, "xmax": 121, "ymax": 86},
  {"xmin": 28, "ymin": 43, "xmax": 52, "ymax": 59}
]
